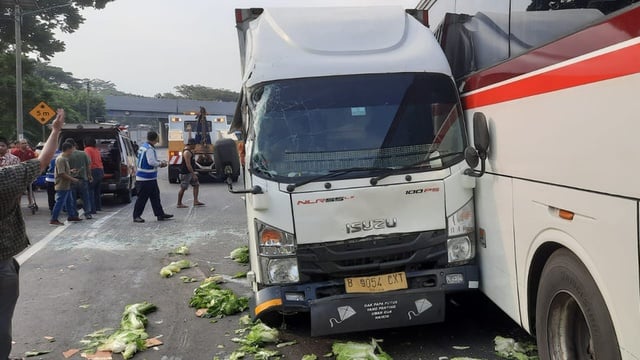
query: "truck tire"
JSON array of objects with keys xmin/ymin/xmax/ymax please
[{"xmin": 535, "ymin": 248, "xmax": 621, "ymax": 360}]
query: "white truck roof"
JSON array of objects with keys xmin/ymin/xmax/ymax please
[{"xmin": 239, "ymin": 6, "xmax": 452, "ymax": 87}]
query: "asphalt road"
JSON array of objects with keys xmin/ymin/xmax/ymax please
[{"xmin": 12, "ymin": 155, "xmax": 534, "ymax": 360}]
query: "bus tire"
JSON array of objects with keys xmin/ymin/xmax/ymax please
[{"xmin": 535, "ymin": 248, "xmax": 621, "ymax": 360}]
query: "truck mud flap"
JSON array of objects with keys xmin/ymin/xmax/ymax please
[{"xmin": 309, "ymin": 289, "xmax": 444, "ymax": 336}]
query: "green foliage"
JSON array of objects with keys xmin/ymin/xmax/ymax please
[
  {"xmin": 0, "ymin": 0, "xmax": 115, "ymax": 60},
  {"xmin": 0, "ymin": 54, "xmax": 106, "ymax": 142},
  {"xmin": 155, "ymin": 84, "xmax": 240, "ymax": 102}
]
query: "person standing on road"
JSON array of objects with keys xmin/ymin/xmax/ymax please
[
  {"xmin": 65, "ymin": 138, "xmax": 93, "ymax": 219},
  {"xmin": 0, "ymin": 137, "xmax": 20, "ymax": 168},
  {"xmin": 50, "ymin": 142, "xmax": 82, "ymax": 226},
  {"xmin": 132, "ymin": 131, "xmax": 173, "ymax": 223},
  {"xmin": 44, "ymin": 149, "xmax": 62, "ymax": 212},
  {"xmin": 10, "ymin": 139, "xmax": 37, "ymax": 208},
  {"xmin": 0, "ymin": 108, "xmax": 65, "ymax": 360},
  {"xmin": 83, "ymin": 137, "xmax": 103, "ymax": 214},
  {"xmin": 176, "ymin": 138, "xmax": 204, "ymax": 208}
]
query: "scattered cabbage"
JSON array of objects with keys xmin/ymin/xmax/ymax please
[
  {"xmin": 230, "ymin": 245, "xmax": 249, "ymax": 264},
  {"xmin": 160, "ymin": 259, "xmax": 197, "ymax": 277},
  {"xmin": 494, "ymin": 336, "xmax": 538, "ymax": 360},
  {"xmin": 189, "ymin": 277, "xmax": 248, "ymax": 317},
  {"xmin": 331, "ymin": 339, "xmax": 392, "ymax": 360}
]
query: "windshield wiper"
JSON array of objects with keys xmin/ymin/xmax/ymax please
[
  {"xmin": 369, "ymin": 152, "xmax": 464, "ymax": 185},
  {"xmin": 286, "ymin": 166, "xmax": 390, "ymax": 192}
]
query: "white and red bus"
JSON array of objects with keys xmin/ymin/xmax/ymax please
[{"xmin": 420, "ymin": 0, "xmax": 640, "ymax": 358}]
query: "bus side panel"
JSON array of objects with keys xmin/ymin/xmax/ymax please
[
  {"xmin": 475, "ymin": 174, "xmax": 521, "ymax": 326},
  {"xmin": 512, "ymin": 179, "xmax": 640, "ymax": 358}
]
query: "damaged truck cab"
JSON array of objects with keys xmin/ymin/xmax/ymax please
[{"xmin": 222, "ymin": 6, "xmax": 483, "ymax": 335}]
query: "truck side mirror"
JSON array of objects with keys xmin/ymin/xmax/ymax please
[
  {"xmin": 214, "ymin": 138, "xmax": 262, "ymax": 194},
  {"xmin": 214, "ymin": 138, "xmax": 240, "ymax": 182},
  {"xmin": 473, "ymin": 112, "xmax": 490, "ymax": 159},
  {"xmin": 464, "ymin": 112, "xmax": 490, "ymax": 178}
]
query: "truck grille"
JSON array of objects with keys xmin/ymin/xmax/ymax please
[{"xmin": 297, "ymin": 229, "xmax": 447, "ymax": 282}]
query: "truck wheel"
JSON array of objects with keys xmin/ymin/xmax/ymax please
[{"xmin": 535, "ymin": 248, "xmax": 620, "ymax": 360}]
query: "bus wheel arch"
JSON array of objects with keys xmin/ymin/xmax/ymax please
[{"xmin": 532, "ymin": 247, "xmax": 621, "ymax": 360}]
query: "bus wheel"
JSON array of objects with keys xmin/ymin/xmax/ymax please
[{"xmin": 535, "ymin": 248, "xmax": 621, "ymax": 360}]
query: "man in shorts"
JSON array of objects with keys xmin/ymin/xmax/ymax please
[{"xmin": 176, "ymin": 138, "xmax": 204, "ymax": 208}]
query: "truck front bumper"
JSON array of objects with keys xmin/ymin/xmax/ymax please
[{"xmin": 250, "ymin": 264, "xmax": 478, "ymax": 336}]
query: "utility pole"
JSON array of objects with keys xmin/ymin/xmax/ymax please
[
  {"xmin": 3, "ymin": 0, "xmax": 72, "ymax": 140},
  {"xmin": 14, "ymin": 2, "xmax": 23, "ymax": 140},
  {"xmin": 86, "ymin": 79, "xmax": 90, "ymax": 123}
]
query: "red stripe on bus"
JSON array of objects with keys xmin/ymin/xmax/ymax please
[
  {"xmin": 462, "ymin": 6, "xmax": 640, "ymax": 93},
  {"xmin": 463, "ymin": 42, "xmax": 640, "ymax": 109}
]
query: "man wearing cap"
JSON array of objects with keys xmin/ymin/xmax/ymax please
[{"xmin": 176, "ymin": 138, "xmax": 204, "ymax": 208}]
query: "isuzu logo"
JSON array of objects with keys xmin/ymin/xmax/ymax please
[{"xmin": 346, "ymin": 218, "xmax": 397, "ymax": 234}]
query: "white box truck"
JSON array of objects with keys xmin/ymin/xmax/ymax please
[{"xmin": 216, "ymin": 6, "xmax": 489, "ymax": 336}]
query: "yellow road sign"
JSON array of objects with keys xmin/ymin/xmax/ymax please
[{"xmin": 29, "ymin": 101, "xmax": 56, "ymax": 125}]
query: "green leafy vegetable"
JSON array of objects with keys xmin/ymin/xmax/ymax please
[
  {"xmin": 189, "ymin": 277, "xmax": 248, "ymax": 317},
  {"xmin": 232, "ymin": 271, "xmax": 248, "ymax": 279},
  {"xmin": 230, "ymin": 321, "xmax": 283, "ymax": 359},
  {"xmin": 244, "ymin": 322, "xmax": 279, "ymax": 345},
  {"xmin": 172, "ymin": 245, "xmax": 190, "ymax": 255},
  {"xmin": 494, "ymin": 336, "xmax": 538, "ymax": 360},
  {"xmin": 79, "ymin": 302, "xmax": 157, "ymax": 360},
  {"xmin": 230, "ymin": 245, "xmax": 249, "ymax": 264},
  {"xmin": 160, "ymin": 259, "xmax": 197, "ymax": 278},
  {"xmin": 302, "ymin": 355, "xmax": 318, "ymax": 360},
  {"xmin": 331, "ymin": 339, "xmax": 392, "ymax": 360}
]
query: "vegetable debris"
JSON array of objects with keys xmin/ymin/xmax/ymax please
[
  {"xmin": 172, "ymin": 245, "xmax": 190, "ymax": 255},
  {"xmin": 230, "ymin": 320, "xmax": 282, "ymax": 359},
  {"xmin": 494, "ymin": 336, "xmax": 537, "ymax": 360},
  {"xmin": 79, "ymin": 302, "xmax": 158, "ymax": 360},
  {"xmin": 230, "ymin": 245, "xmax": 249, "ymax": 264},
  {"xmin": 160, "ymin": 259, "xmax": 196, "ymax": 278},
  {"xmin": 331, "ymin": 339, "xmax": 392, "ymax": 360},
  {"xmin": 189, "ymin": 277, "xmax": 248, "ymax": 317},
  {"xmin": 232, "ymin": 271, "xmax": 248, "ymax": 279}
]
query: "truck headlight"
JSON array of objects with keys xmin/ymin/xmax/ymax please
[
  {"xmin": 447, "ymin": 200, "xmax": 475, "ymax": 264},
  {"xmin": 448, "ymin": 236, "xmax": 473, "ymax": 263},
  {"xmin": 255, "ymin": 220, "xmax": 299, "ymax": 284},
  {"xmin": 262, "ymin": 258, "xmax": 299, "ymax": 283},
  {"xmin": 256, "ymin": 221, "xmax": 296, "ymax": 256}
]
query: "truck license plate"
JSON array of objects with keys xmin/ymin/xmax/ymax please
[{"xmin": 344, "ymin": 272, "xmax": 408, "ymax": 293}]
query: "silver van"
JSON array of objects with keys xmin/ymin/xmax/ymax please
[{"xmin": 59, "ymin": 124, "xmax": 138, "ymax": 203}]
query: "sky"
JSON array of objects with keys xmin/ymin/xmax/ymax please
[{"xmin": 50, "ymin": 0, "xmax": 421, "ymax": 97}]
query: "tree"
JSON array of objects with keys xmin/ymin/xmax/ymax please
[
  {"xmin": 0, "ymin": 0, "xmax": 115, "ymax": 60},
  {"xmin": 0, "ymin": 55, "xmax": 106, "ymax": 142},
  {"xmin": 33, "ymin": 62, "xmax": 82, "ymax": 90},
  {"xmin": 154, "ymin": 92, "xmax": 181, "ymax": 99},
  {"xmin": 156, "ymin": 84, "xmax": 240, "ymax": 102}
]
